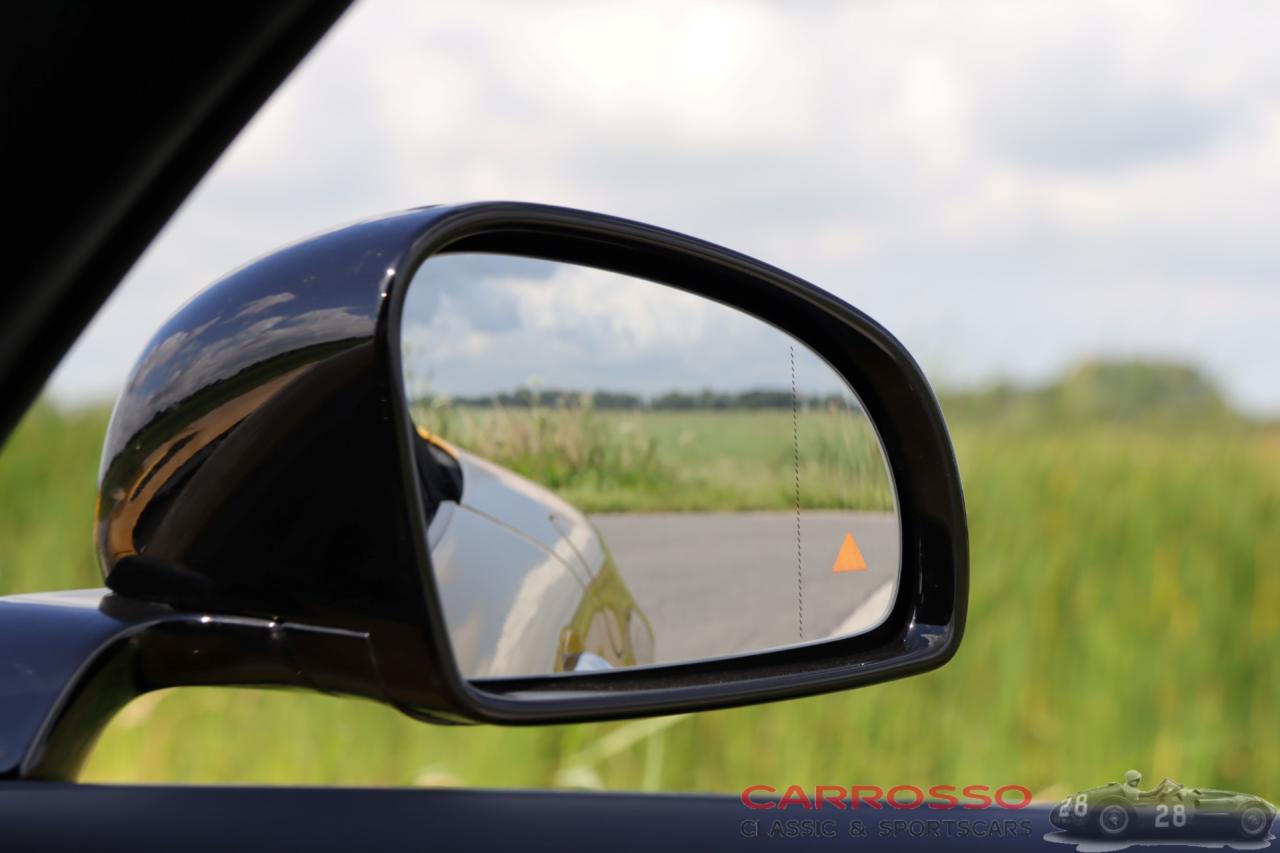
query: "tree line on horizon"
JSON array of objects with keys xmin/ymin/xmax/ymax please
[{"xmin": 413, "ymin": 359, "xmax": 1246, "ymax": 423}]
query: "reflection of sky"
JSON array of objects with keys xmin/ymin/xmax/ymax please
[
  {"xmin": 401, "ymin": 254, "xmax": 854, "ymax": 401},
  {"xmin": 98, "ymin": 224, "xmax": 387, "ymax": 476}
]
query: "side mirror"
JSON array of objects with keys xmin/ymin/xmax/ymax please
[{"xmin": 0, "ymin": 203, "xmax": 966, "ymax": 778}]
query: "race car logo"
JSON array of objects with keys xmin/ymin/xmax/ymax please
[{"xmin": 1045, "ymin": 770, "xmax": 1276, "ymax": 851}]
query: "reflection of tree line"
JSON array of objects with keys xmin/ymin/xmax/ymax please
[{"xmin": 430, "ymin": 388, "xmax": 861, "ymax": 412}]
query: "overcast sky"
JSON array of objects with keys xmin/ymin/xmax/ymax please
[{"xmin": 48, "ymin": 1, "xmax": 1280, "ymax": 412}]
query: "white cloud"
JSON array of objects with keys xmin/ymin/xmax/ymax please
[{"xmin": 47, "ymin": 0, "xmax": 1280, "ymax": 413}]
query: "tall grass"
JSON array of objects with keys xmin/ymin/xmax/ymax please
[
  {"xmin": 0, "ymin": 402, "xmax": 1276, "ymax": 800},
  {"xmin": 0, "ymin": 403, "xmax": 108, "ymax": 594}
]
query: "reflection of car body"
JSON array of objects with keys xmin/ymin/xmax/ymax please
[
  {"xmin": 417, "ymin": 429, "xmax": 654, "ymax": 678},
  {"xmin": 1051, "ymin": 777, "xmax": 1276, "ymax": 840}
]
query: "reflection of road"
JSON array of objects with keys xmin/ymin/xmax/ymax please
[{"xmin": 589, "ymin": 511, "xmax": 898, "ymax": 665}]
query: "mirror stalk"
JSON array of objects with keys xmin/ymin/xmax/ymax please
[{"xmin": 0, "ymin": 591, "xmax": 380, "ymax": 781}]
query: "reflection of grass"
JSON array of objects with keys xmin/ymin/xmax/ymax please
[
  {"xmin": 412, "ymin": 403, "xmax": 894, "ymax": 512},
  {"xmin": 1, "ymin": 403, "xmax": 1277, "ymax": 801},
  {"xmin": 418, "ymin": 402, "xmax": 675, "ymax": 512}
]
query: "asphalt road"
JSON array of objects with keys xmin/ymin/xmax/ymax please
[{"xmin": 589, "ymin": 510, "xmax": 899, "ymax": 665}]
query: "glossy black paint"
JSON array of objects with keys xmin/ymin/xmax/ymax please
[
  {"xmin": 0, "ymin": 590, "xmax": 378, "ymax": 781},
  {"xmin": 0, "ymin": 785, "xmax": 1056, "ymax": 853},
  {"xmin": 89, "ymin": 202, "xmax": 965, "ymax": 728},
  {"xmin": 97, "ymin": 211, "xmax": 453, "ymax": 717}
]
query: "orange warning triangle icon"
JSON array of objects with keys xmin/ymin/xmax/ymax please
[{"xmin": 832, "ymin": 532, "xmax": 868, "ymax": 573}]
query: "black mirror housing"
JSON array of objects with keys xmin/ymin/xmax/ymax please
[{"xmin": 26, "ymin": 203, "xmax": 965, "ymax": 769}]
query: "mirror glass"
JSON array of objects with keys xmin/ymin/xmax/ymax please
[{"xmin": 401, "ymin": 254, "xmax": 900, "ymax": 679}]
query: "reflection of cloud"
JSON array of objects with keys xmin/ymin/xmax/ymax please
[
  {"xmin": 402, "ymin": 254, "xmax": 851, "ymax": 399},
  {"xmin": 406, "ymin": 254, "xmax": 587, "ymax": 336},
  {"xmin": 106, "ymin": 300, "xmax": 368, "ymax": 470},
  {"xmin": 235, "ymin": 292, "xmax": 296, "ymax": 318}
]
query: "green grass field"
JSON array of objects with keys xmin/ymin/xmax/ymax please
[{"xmin": 2, "ymin": 387, "xmax": 1277, "ymax": 801}]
